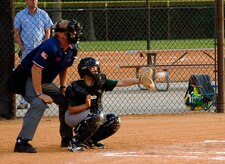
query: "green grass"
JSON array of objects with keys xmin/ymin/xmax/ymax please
[
  {"xmin": 78, "ymin": 39, "xmax": 215, "ymax": 51},
  {"xmin": 14, "ymin": 39, "xmax": 215, "ymax": 52}
]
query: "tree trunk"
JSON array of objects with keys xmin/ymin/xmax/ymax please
[
  {"xmin": 87, "ymin": 9, "xmax": 96, "ymax": 41},
  {"xmin": 50, "ymin": 0, "xmax": 62, "ymax": 24}
]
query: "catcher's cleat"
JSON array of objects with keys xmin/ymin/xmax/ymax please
[
  {"xmin": 84, "ymin": 140, "xmax": 105, "ymax": 149},
  {"xmin": 14, "ymin": 142, "xmax": 37, "ymax": 153},
  {"xmin": 90, "ymin": 142, "xmax": 105, "ymax": 149},
  {"xmin": 68, "ymin": 138, "xmax": 87, "ymax": 152},
  {"xmin": 61, "ymin": 136, "xmax": 72, "ymax": 147}
]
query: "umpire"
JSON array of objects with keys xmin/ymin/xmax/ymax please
[{"xmin": 14, "ymin": 19, "xmax": 82, "ymax": 153}]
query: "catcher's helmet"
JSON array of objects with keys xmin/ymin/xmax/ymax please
[{"xmin": 78, "ymin": 57, "xmax": 101, "ymax": 79}]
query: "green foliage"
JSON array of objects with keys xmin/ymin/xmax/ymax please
[{"xmin": 14, "ymin": 0, "xmax": 217, "ymax": 9}]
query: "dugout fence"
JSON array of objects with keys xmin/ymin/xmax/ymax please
[{"xmin": 9, "ymin": 3, "xmax": 219, "ymax": 117}]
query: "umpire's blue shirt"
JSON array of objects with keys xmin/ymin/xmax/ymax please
[{"xmin": 21, "ymin": 37, "xmax": 76, "ymax": 83}]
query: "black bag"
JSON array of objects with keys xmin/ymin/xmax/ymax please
[{"xmin": 6, "ymin": 64, "xmax": 29, "ymax": 96}]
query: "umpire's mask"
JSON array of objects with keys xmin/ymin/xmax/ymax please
[
  {"xmin": 66, "ymin": 20, "xmax": 82, "ymax": 44},
  {"xmin": 54, "ymin": 19, "xmax": 82, "ymax": 44}
]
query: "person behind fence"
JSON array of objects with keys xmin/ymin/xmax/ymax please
[
  {"xmin": 64, "ymin": 57, "xmax": 156, "ymax": 152},
  {"xmin": 14, "ymin": 0, "xmax": 53, "ymax": 109},
  {"xmin": 13, "ymin": 19, "xmax": 82, "ymax": 153}
]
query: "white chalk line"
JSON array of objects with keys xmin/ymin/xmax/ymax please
[
  {"xmin": 204, "ymin": 140, "xmax": 225, "ymax": 143},
  {"xmin": 99, "ymin": 140, "xmax": 225, "ymax": 161},
  {"xmin": 100, "ymin": 152, "xmax": 200, "ymax": 159}
]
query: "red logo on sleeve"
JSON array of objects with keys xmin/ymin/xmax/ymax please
[
  {"xmin": 55, "ymin": 57, "xmax": 61, "ymax": 62},
  {"xmin": 41, "ymin": 52, "xmax": 48, "ymax": 60}
]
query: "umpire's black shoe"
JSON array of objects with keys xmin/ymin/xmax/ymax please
[
  {"xmin": 14, "ymin": 137, "xmax": 37, "ymax": 153},
  {"xmin": 14, "ymin": 143, "xmax": 37, "ymax": 153},
  {"xmin": 61, "ymin": 136, "xmax": 72, "ymax": 147}
]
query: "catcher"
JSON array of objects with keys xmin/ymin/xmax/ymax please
[{"xmin": 65, "ymin": 57, "xmax": 155, "ymax": 152}]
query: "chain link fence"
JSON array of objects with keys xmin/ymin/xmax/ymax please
[{"xmin": 13, "ymin": 2, "xmax": 216, "ymax": 117}]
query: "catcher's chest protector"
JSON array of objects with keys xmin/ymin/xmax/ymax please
[{"xmin": 71, "ymin": 75, "xmax": 106, "ymax": 109}]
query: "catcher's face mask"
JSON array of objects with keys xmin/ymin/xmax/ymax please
[
  {"xmin": 78, "ymin": 57, "xmax": 101, "ymax": 79},
  {"xmin": 55, "ymin": 20, "xmax": 82, "ymax": 44}
]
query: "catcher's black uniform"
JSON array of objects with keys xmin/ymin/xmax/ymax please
[{"xmin": 65, "ymin": 75, "xmax": 121, "ymax": 150}]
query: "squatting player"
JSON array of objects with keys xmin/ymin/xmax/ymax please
[{"xmin": 65, "ymin": 57, "xmax": 156, "ymax": 152}]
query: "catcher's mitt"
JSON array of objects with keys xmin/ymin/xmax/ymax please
[{"xmin": 139, "ymin": 68, "xmax": 155, "ymax": 91}]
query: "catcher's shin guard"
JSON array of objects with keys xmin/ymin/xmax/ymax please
[
  {"xmin": 88, "ymin": 113, "xmax": 121, "ymax": 143},
  {"xmin": 74, "ymin": 112, "xmax": 104, "ymax": 143}
]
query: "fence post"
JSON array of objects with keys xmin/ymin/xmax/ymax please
[
  {"xmin": 146, "ymin": 0, "xmax": 150, "ymax": 50},
  {"xmin": 216, "ymin": 0, "xmax": 225, "ymax": 113},
  {"xmin": 0, "ymin": 0, "xmax": 16, "ymax": 119}
]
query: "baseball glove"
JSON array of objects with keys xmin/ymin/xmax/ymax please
[{"xmin": 139, "ymin": 67, "xmax": 155, "ymax": 91}]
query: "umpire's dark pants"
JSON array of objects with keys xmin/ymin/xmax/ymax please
[{"xmin": 18, "ymin": 77, "xmax": 73, "ymax": 140}]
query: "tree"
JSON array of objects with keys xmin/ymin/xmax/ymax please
[
  {"xmin": 50, "ymin": 0, "xmax": 62, "ymax": 24},
  {"xmin": 86, "ymin": 8, "xmax": 97, "ymax": 41}
]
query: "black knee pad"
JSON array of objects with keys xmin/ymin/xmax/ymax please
[
  {"xmin": 75, "ymin": 112, "xmax": 104, "ymax": 134},
  {"xmin": 74, "ymin": 112, "xmax": 104, "ymax": 143},
  {"xmin": 89, "ymin": 113, "xmax": 121, "ymax": 143}
]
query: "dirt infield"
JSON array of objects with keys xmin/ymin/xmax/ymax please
[{"xmin": 1, "ymin": 113, "xmax": 225, "ymax": 164}]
